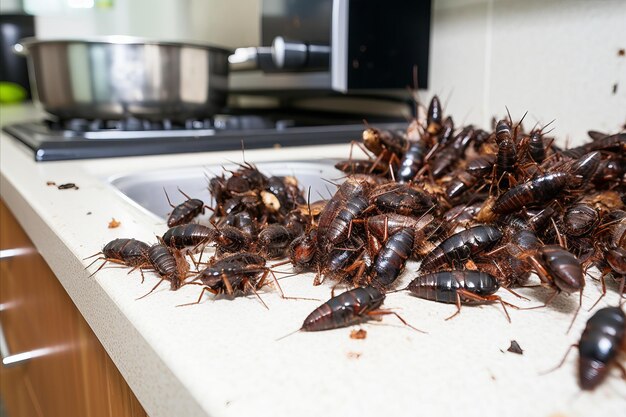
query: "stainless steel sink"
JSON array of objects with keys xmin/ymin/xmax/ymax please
[{"xmin": 108, "ymin": 160, "xmax": 343, "ymax": 221}]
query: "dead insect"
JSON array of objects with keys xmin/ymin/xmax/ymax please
[
  {"xmin": 493, "ymin": 172, "xmax": 570, "ymax": 214},
  {"xmin": 162, "ymin": 224, "xmax": 215, "ymax": 249},
  {"xmin": 164, "ymin": 188, "xmax": 208, "ymax": 227},
  {"xmin": 548, "ymin": 305, "xmax": 625, "ymax": 390},
  {"xmin": 370, "ymin": 228, "xmax": 414, "ymax": 288},
  {"xmin": 407, "ymin": 270, "xmax": 517, "ymax": 322},
  {"xmin": 420, "ymin": 225, "xmax": 503, "ymax": 272},
  {"xmin": 84, "ymin": 238, "xmax": 150, "ymax": 277},
  {"xmin": 282, "ymin": 286, "xmax": 423, "ymax": 334}
]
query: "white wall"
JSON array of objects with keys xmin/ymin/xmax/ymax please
[{"xmin": 424, "ymin": 0, "xmax": 626, "ymax": 142}]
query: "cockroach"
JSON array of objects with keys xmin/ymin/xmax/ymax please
[
  {"xmin": 606, "ymin": 248, "xmax": 626, "ymax": 275},
  {"xmin": 369, "ymin": 183, "xmax": 435, "ymax": 216},
  {"xmin": 322, "ymin": 247, "xmax": 369, "ymax": 285},
  {"xmin": 493, "ymin": 172, "xmax": 570, "ymax": 214},
  {"xmin": 362, "ymin": 127, "xmax": 407, "ymax": 158},
  {"xmin": 213, "ymin": 225, "xmax": 250, "ymax": 254},
  {"xmin": 186, "ymin": 254, "xmax": 272, "ymax": 307},
  {"xmin": 145, "ymin": 243, "xmax": 187, "ymax": 290},
  {"xmin": 569, "ymin": 151, "xmax": 602, "ymax": 187},
  {"xmin": 525, "ymin": 245, "xmax": 585, "ymax": 295},
  {"xmin": 562, "ymin": 204, "xmax": 599, "ymax": 237},
  {"xmin": 396, "ymin": 137, "xmax": 429, "ymax": 183},
  {"xmin": 443, "ymin": 202, "xmax": 483, "ymax": 226},
  {"xmin": 445, "ymin": 171, "xmax": 479, "ymax": 200},
  {"xmin": 430, "ymin": 126, "xmax": 475, "ymax": 178},
  {"xmin": 494, "ymin": 119, "xmax": 517, "ymax": 188},
  {"xmin": 370, "ymin": 228, "xmax": 414, "ymax": 288},
  {"xmin": 223, "ymin": 211, "xmax": 257, "ymax": 238},
  {"xmin": 164, "ymin": 188, "xmax": 207, "ymax": 227},
  {"xmin": 365, "ymin": 213, "xmax": 434, "ymax": 242},
  {"xmin": 528, "ymin": 129, "xmax": 546, "ymax": 163},
  {"xmin": 420, "ymin": 225, "xmax": 503, "ymax": 272},
  {"xmin": 285, "ymin": 286, "xmax": 422, "ymax": 333},
  {"xmin": 289, "ymin": 228, "xmax": 318, "ymax": 272},
  {"xmin": 334, "ymin": 159, "xmax": 388, "ymax": 175},
  {"xmin": 257, "ymin": 224, "xmax": 292, "ymax": 259},
  {"xmin": 406, "ymin": 270, "xmax": 517, "ymax": 322},
  {"xmin": 466, "ymin": 154, "xmax": 496, "ymax": 177},
  {"xmin": 438, "ymin": 116, "xmax": 455, "ymax": 148},
  {"xmin": 162, "ymin": 224, "xmax": 215, "ymax": 249},
  {"xmin": 549, "ymin": 305, "xmax": 625, "ymax": 390},
  {"xmin": 592, "ymin": 155, "xmax": 626, "ymax": 184},
  {"xmin": 426, "ymin": 95, "xmax": 443, "ymax": 135},
  {"xmin": 84, "ymin": 238, "xmax": 150, "ymax": 277}
]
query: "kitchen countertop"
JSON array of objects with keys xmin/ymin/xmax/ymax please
[{"xmin": 1, "ymin": 104, "xmax": 624, "ymax": 417}]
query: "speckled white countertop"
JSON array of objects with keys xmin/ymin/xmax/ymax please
[{"xmin": 1, "ymin": 104, "xmax": 624, "ymax": 417}]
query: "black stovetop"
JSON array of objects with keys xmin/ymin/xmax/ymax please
[{"xmin": 3, "ymin": 109, "xmax": 407, "ymax": 162}]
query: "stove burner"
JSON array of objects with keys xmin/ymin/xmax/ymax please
[{"xmin": 4, "ymin": 109, "xmax": 406, "ymax": 161}]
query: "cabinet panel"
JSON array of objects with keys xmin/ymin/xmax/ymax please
[{"xmin": 0, "ymin": 200, "xmax": 148, "ymax": 417}]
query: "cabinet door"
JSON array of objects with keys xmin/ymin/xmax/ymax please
[{"xmin": 0, "ymin": 200, "xmax": 148, "ymax": 417}]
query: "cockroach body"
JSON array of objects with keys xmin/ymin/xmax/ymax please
[
  {"xmin": 563, "ymin": 204, "xmax": 599, "ymax": 237},
  {"xmin": 426, "ymin": 95, "xmax": 443, "ymax": 135},
  {"xmin": 407, "ymin": 270, "xmax": 514, "ymax": 321},
  {"xmin": 493, "ymin": 172, "xmax": 570, "ymax": 214},
  {"xmin": 146, "ymin": 243, "xmax": 187, "ymax": 290},
  {"xmin": 162, "ymin": 224, "xmax": 215, "ymax": 249},
  {"xmin": 577, "ymin": 306, "xmax": 626, "ymax": 390},
  {"xmin": 396, "ymin": 138, "xmax": 428, "ymax": 183},
  {"xmin": 301, "ymin": 286, "xmax": 386, "ymax": 331},
  {"xmin": 527, "ymin": 245, "xmax": 584, "ymax": 294},
  {"xmin": 420, "ymin": 225, "xmax": 503, "ymax": 272},
  {"xmin": 85, "ymin": 238, "xmax": 150, "ymax": 277},
  {"xmin": 257, "ymin": 224, "xmax": 292, "ymax": 259},
  {"xmin": 371, "ymin": 228, "xmax": 414, "ymax": 288}
]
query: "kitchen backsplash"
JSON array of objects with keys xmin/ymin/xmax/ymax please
[{"xmin": 27, "ymin": 0, "xmax": 626, "ymax": 142}]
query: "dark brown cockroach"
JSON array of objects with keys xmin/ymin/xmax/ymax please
[
  {"xmin": 208, "ymin": 174, "xmax": 228, "ymax": 203},
  {"xmin": 568, "ymin": 151, "xmax": 602, "ymax": 187},
  {"xmin": 288, "ymin": 228, "xmax": 319, "ymax": 272},
  {"xmin": 164, "ymin": 188, "xmax": 208, "ymax": 227},
  {"xmin": 145, "ymin": 243, "xmax": 187, "ymax": 290},
  {"xmin": 430, "ymin": 126, "xmax": 475, "ymax": 178},
  {"xmin": 563, "ymin": 204, "xmax": 599, "ymax": 237},
  {"xmin": 438, "ymin": 116, "xmax": 455, "ymax": 148},
  {"xmin": 282, "ymin": 211, "xmax": 309, "ymax": 238},
  {"xmin": 370, "ymin": 228, "xmax": 414, "ymax": 288},
  {"xmin": 317, "ymin": 177, "xmax": 371, "ymax": 246},
  {"xmin": 443, "ymin": 202, "xmax": 483, "ymax": 226},
  {"xmin": 396, "ymin": 137, "xmax": 429, "ymax": 183},
  {"xmin": 162, "ymin": 224, "xmax": 215, "ymax": 249},
  {"xmin": 184, "ymin": 253, "xmax": 272, "ymax": 308},
  {"xmin": 420, "ymin": 225, "xmax": 503, "ymax": 272},
  {"xmin": 445, "ymin": 171, "xmax": 479, "ymax": 201},
  {"xmin": 84, "ymin": 238, "xmax": 150, "ymax": 277},
  {"xmin": 224, "ymin": 211, "xmax": 257, "ymax": 238},
  {"xmin": 257, "ymin": 224, "xmax": 292, "ymax": 259},
  {"xmin": 528, "ymin": 129, "xmax": 546, "ymax": 163},
  {"xmin": 549, "ymin": 306, "xmax": 625, "ymax": 390},
  {"xmin": 369, "ymin": 183, "xmax": 435, "ymax": 216},
  {"xmin": 334, "ymin": 159, "xmax": 388, "ymax": 175},
  {"xmin": 606, "ymin": 248, "xmax": 626, "ymax": 275},
  {"xmin": 426, "ymin": 95, "xmax": 443, "ymax": 136},
  {"xmin": 365, "ymin": 213, "xmax": 434, "ymax": 242},
  {"xmin": 321, "ymin": 246, "xmax": 369, "ymax": 285},
  {"xmin": 466, "ymin": 154, "xmax": 497, "ymax": 177},
  {"xmin": 285, "ymin": 286, "xmax": 422, "ymax": 333},
  {"xmin": 493, "ymin": 172, "xmax": 570, "ymax": 214},
  {"xmin": 525, "ymin": 245, "xmax": 585, "ymax": 295},
  {"xmin": 323, "ymin": 193, "xmax": 369, "ymax": 247},
  {"xmin": 493, "ymin": 119, "xmax": 517, "ymax": 189},
  {"xmin": 592, "ymin": 155, "xmax": 626, "ymax": 184},
  {"xmin": 213, "ymin": 225, "xmax": 250, "ymax": 254},
  {"xmin": 407, "ymin": 270, "xmax": 517, "ymax": 322}
]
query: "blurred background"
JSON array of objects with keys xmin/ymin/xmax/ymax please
[{"xmin": 1, "ymin": 0, "xmax": 625, "ymax": 139}]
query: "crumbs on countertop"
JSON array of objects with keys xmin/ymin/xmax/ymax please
[
  {"xmin": 108, "ymin": 218, "xmax": 121, "ymax": 228},
  {"xmin": 57, "ymin": 183, "xmax": 79, "ymax": 190},
  {"xmin": 347, "ymin": 352, "xmax": 362, "ymax": 359},
  {"xmin": 350, "ymin": 329, "xmax": 367, "ymax": 339},
  {"xmin": 507, "ymin": 340, "xmax": 524, "ymax": 355}
]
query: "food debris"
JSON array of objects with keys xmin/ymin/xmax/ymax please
[
  {"xmin": 618, "ymin": 48, "xmax": 625, "ymax": 56},
  {"xmin": 86, "ymin": 212, "xmax": 92, "ymax": 215},
  {"xmin": 612, "ymin": 83, "xmax": 618, "ymax": 94},
  {"xmin": 350, "ymin": 329, "xmax": 367, "ymax": 339},
  {"xmin": 108, "ymin": 218, "xmax": 121, "ymax": 228},
  {"xmin": 46, "ymin": 181, "xmax": 56, "ymax": 186},
  {"xmin": 57, "ymin": 183, "xmax": 79, "ymax": 190},
  {"xmin": 507, "ymin": 340, "xmax": 524, "ymax": 355},
  {"xmin": 347, "ymin": 352, "xmax": 362, "ymax": 359}
]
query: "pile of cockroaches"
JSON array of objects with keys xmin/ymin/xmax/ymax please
[{"xmin": 87, "ymin": 96, "xmax": 625, "ymax": 391}]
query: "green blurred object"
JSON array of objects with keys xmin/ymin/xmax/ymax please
[{"xmin": 0, "ymin": 82, "xmax": 28, "ymax": 103}]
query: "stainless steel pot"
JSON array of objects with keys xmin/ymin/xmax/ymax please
[{"xmin": 16, "ymin": 37, "xmax": 231, "ymax": 121}]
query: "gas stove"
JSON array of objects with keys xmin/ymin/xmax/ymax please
[{"xmin": 3, "ymin": 110, "xmax": 407, "ymax": 161}]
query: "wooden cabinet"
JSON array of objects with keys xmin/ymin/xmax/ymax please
[{"xmin": 0, "ymin": 200, "xmax": 148, "ymax": 417}]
